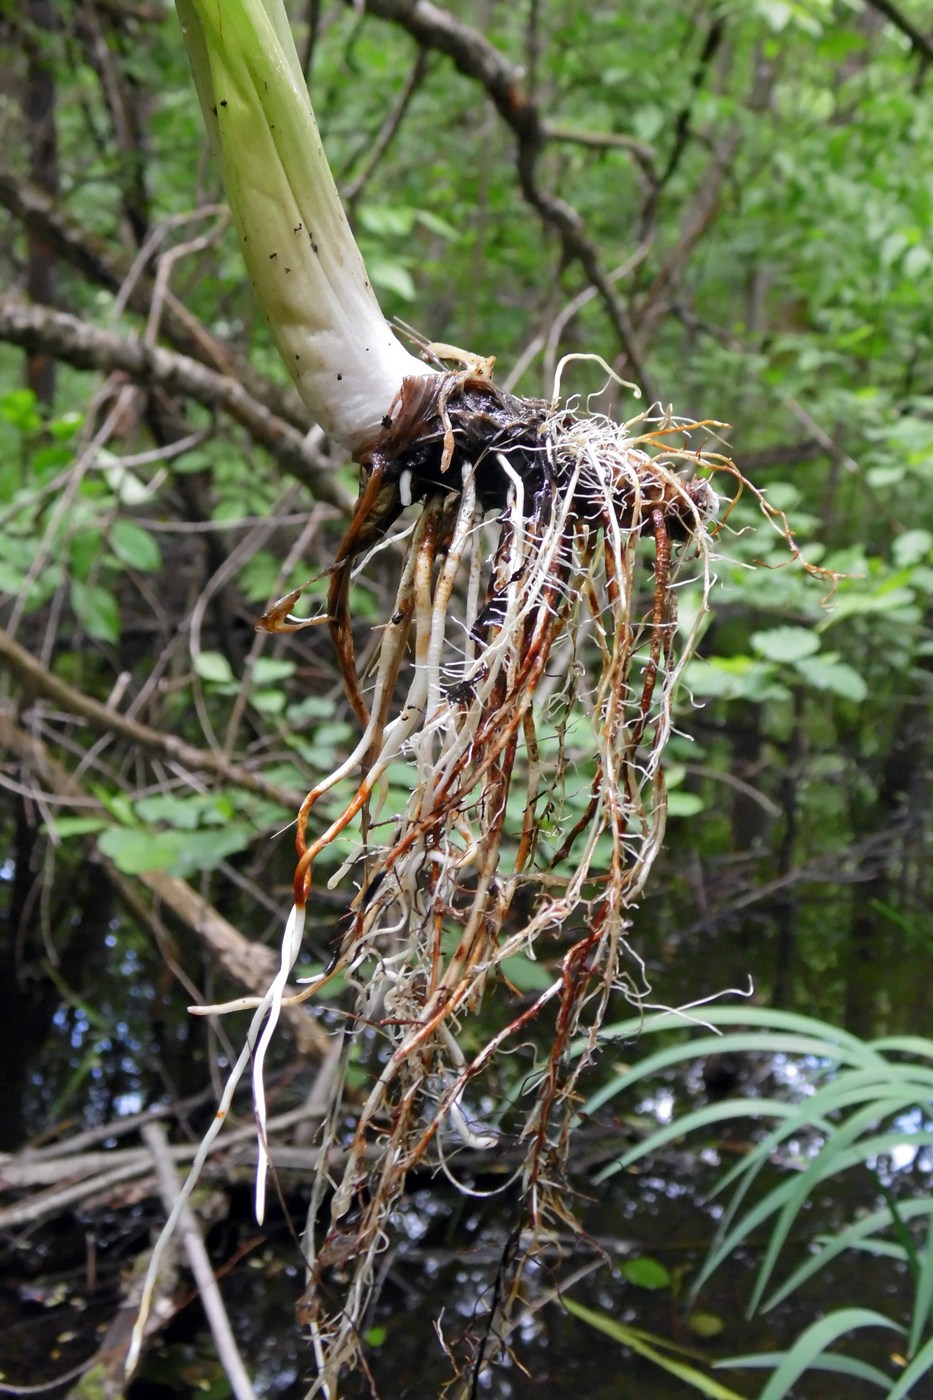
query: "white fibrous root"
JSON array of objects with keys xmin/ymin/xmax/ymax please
[{"xmin": 254, "ymin": 385, "xmax": 731, "ymax": 1391}]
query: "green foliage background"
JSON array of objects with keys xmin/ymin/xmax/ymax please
[{"xmin": 1, "ymin": 1, "xmax": 932, "ymax": 1395}]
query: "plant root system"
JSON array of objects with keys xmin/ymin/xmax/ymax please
[
  {"xmin": 276, "ymin": 370, "xmax": 725, "ymax": 1392},
  {"xmin": 139, "ymin": 369, "xmax": 815, "ymax": 1397}
]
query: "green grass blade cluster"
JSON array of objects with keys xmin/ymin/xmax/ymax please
[
  {"xmin": 573, "ymin": 1006, "xmax": 933, "ymax": 1397},
  {"xmin": 721, "ymin": 1308, "xmax": 902, "ymax": 1396}
]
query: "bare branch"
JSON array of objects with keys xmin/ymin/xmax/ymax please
[
  {"xmin": 636, "ymin": 130, "xmax": 742, "ymax": 333},
  {"xmin": 543, "ymin": 121, "xmax": 656, "ymax": 167},
  {"xmin": 0, "ymin": 629, "xmax": 305, "ymax": 809},
  {"xmin": 642, "ymin": 18, "xmax": 726, "ymax": 228},
  {"xmin": 141, "ymin": 1123, "xmax": 259, "ymax": 1400},
  {"xmin": 0, "ymin": 296, "xmax": 350, "ymax": 506},
  {"xmin": 0, "ymin": 1104, "xmax": 336, "ymax": 1230},
  {"xmin": 864, "ymin": 0, "xmax": 933, "ymax": 63},
  {"xmin": 78, "ymin": 0, "xmax": 152, "ymax": 243},
  {"xmin": 343, "ymin": 47, "xmax": 432, "ymax": 206},
  {"xmin": 0, "ymin": 163, "xmax": 311, "ymax": 435},
  {"xmin": 0, "ymin": 710, "xmax": 329, "ymax": 1057},
  {"xmin": 363, "ymin": 0, "xmax": 658, "ymax": 401}
]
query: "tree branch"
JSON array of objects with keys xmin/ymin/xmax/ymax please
[
  {"xmin": 636, "ymin": 130, "xmax": 742, "ymax": 333},
  {"xmin": 141, "ymin": 1123, "xmax": 259, "ymax": 1400},
  {"xmin": 643, "ymin": 19, "xmax": 726, "ymax": 226},
  {"xmin": 363, "ymin": 0, "xmax": 659, "ymax": 402},
  {"xmin": 343, "ymin": 47, "xmax": 432, "ymax": 206},
  {"xmin": 543, "ymin": 122, "xmax": 656, "ymax": 166},
  {"xmin": 0, "ymin": 709, "xmax": 328, "ymax": 1057},
  {"xmin": 0, "ymin": 625, "xmax": 305, "ymax": 810},
  {"xmin": 0, "ymin": 162, "xmax": 311, "ymax": 436},
  {"xmin": 0, "ymin": 1103, "xmax": 335, "ymax": 1230},
  {"xmin": 864, "ymin": 0, "xmax": 933, "ymax": 63},
  {"xmin": 0, "ymin": 296, "xmax": 350, "ymax": 507}
]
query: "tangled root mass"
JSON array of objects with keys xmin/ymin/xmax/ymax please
[{"xmin": 265, "ymin": 369, "xmax": 724, "ymax": 1391}]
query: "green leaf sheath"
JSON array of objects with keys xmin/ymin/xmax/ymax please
[{"xmin": 177, "ymin": 0, "xmax": 433, "ymax": 451}]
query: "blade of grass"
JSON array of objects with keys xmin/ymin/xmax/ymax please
[
  {"xmin": 871, "ymin": 1036, "xmax": 933, "ymax": 1062},
  {"xmin": 888, "ymin": 1331, "xmax": 933, "ymax": 1400},
  {"xmin": 748, "ymin": 1125, "xmax": 933, "ymax": 1314},
  {"xmin": 762, "ymin": 1199, "xmax": 933, "ymax": 1313},
  {"xmin": 719, "ymin": 1349, "xmax": 896, "ymax": 1390},
  {"xmin": 723, "ymin": 1309, "xmax": 902, "ymax": 1400},
  {"xmin": 711, "ymin": 1063, "xmax": 933, "ymax": 1257},
  {"xmin": 563, "ymin": 1298, "xmax": 749, "ymax": 1400},
  {"xmin": 715, "ymin": 1062, "xmax": 933, "ymax": 1198},
  {"xmin": 594, "ymin": 1098, "xmax": 804, "ymax": 1183},
  {"xmin": 908, "ymin": 1208, "xmax": 933, "ymax": 1358},
  {"xmin": 694, "ymin": 1131, "xmax": 920, "ymax": 1302},
  {"xmin": 584, "ymin": 1031, "xmax": 859, "ymax": 1116},
  {"xmin": 593, "ymin": 1006, "xmax": 889, "ymax": 1057}
]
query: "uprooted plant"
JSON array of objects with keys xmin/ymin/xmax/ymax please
[{"xmin": 129, "ymin": 3, "xmax": 827, "ymax": 1394}]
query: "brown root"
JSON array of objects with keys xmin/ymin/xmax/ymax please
[{"xmin": 268, "ymin": 384, "xmax": 730, "ymax": 1392}]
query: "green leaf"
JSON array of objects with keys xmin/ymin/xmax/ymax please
[
  {"xmin": 820, "ymin": 585, "xmax": 917, "ymax": 628},
  {"xmin": 134, "ymin": 793, "xmax": 212, "ymax": 830},
  {"xmin": 170, "ymin": 448, "xmax": 214, "ymax": 475},
  {"xmin": 792, "ymin": 656, "xmax": 867, "ymax": 701},
  {"xmin": 685, "ymin": 657, "xmax": 790, "ymax": 703},
  {"xmin": 0, "ymin": 388, "xmax": 40, "ymax": 431},
  {"xmin": 880, "ymin": 230, "xmax": 909, "ymax": 269},
  {"xmin": 621, "ymin": 1257, "xmax": 671, "ymax": 1290},
  {"xmin": 98, "ymin": 827, "xmax": 185, "ymax": 874},
  {"xmin": 96, "ymin": 789, "xmax": 135, "ymax": 826},
  {"xmin": 45, "ymin": 816, "xmax": 110, "ymax": 839},
  {"xmin": 866, "ymin": 464, "xmax": 905, "ymax": 488},
  {"xmin": 98, "ymin": 822, "xmax": 252, "ymax": 877},
  {"xmin": 892, "ymin": 529, "xmax": 933, "ymax": 568},
  {"xmin": 903, "ymin": 244, "xmax": 931, "ymax": 280},
  {"xmin": 415, "ymin": 209, "xmax": 460, "ymax": 241},
  {"xmin": 48, "ymin": 410, "xmax": 82, "ymax": 441},
  {"xmin": 249, "ymin": 689, "xmax": 287, "ymax": 714},
  {"xmin": 69, "ymin": 528, "xmax": 104, "ymax": 582},
  {"xmin": 165, "ymin": 826, "xmax": 252, "ymax": 877},
  {"xmin": 32, "ymin": 443, "xmax": 75, "ymax": 476},
  {"xmin": 100, "ymin": 456, "xmax": 150, "ymax": 505},
  {"xmin": 750, "ymin": 625, "xmax": 819, "ymax": 663},
  {"xmin": 194, "ymin": 650, "xmax": 235, "ymax": 684},
  {"xmin": 251, "ymin": 656, "xmax": 296, "ymax": 684},
  {"xmin": 667, "ymin": 791, "xmax": 705, "ymax": 817},
  {"xmin": 367, "ymin": 257, "xmax": 416, "ymax": 302},
  {"xmin": 358, "ymin": 204, "xmax": 416, "ymax": 238},
  {"xmin": 499, "ymin": 955, "xmax": 554, "ymax": 992},
  {"xmin": 287, "ymin": 695, "xmax": 338, "ymax": 722},
  {"xmin": 688, "ymin": 1314, "xmax": 725, "ymax": 1340},
  {"xmin": 70, "ymin": 580, "xmax": 121, "ymax": 643},
  {"xmin": 313, "ymin": 722, "xmax": 354, "ymax": 748},
  {"xmin": 632, "ymin": 105, "xmax": 664, "ymax": 142},
  {"xmin": 110, "ymin": 519, "xmax": 162, "ymax": 572}
]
